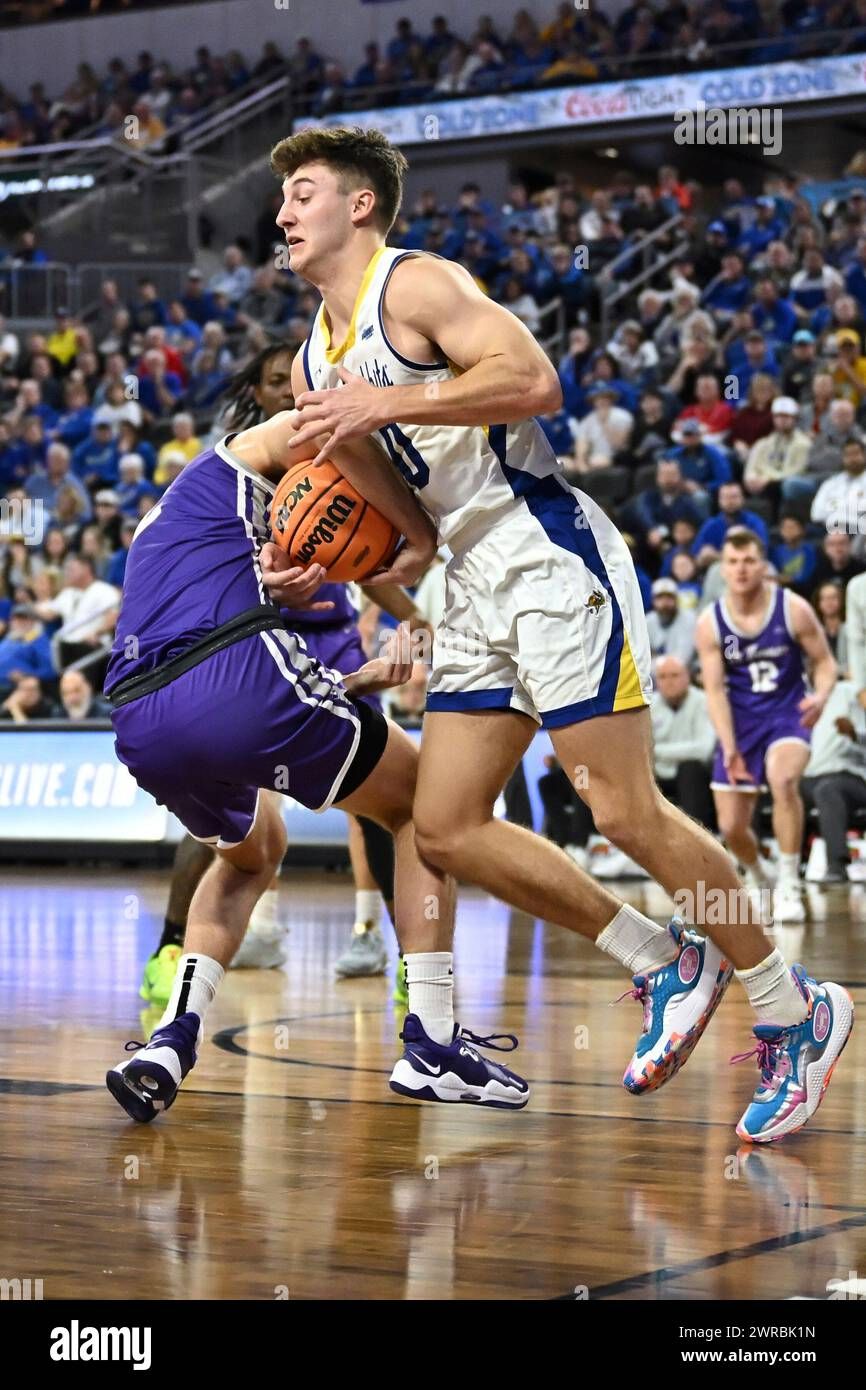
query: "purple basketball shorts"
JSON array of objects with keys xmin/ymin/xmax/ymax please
[
  {"xmin": 112, "ymin": 627, "xmax": 385, "ymax": 847},
  {"xmin": 711, "ymin": 710, "xmax": 812, "ymax": 792}
]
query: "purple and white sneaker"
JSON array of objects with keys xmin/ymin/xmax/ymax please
[
  {"xmin": 106, "ymin": 1012, "xmax": 200, "ymax": 1123},
  {"xmin": 389, "ymin": 1014, "xmax": 530, "ymax": 1109}
]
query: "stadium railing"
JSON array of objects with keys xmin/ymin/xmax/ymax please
[{"xmin": 599, "ymin": 213, "xmax": 690, "ymax": 343}]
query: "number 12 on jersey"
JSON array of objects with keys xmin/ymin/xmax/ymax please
[{"xmin": 748, "ymin": 659, "xmax": 779, "ymax": 693}]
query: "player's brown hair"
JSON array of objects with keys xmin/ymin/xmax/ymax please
[
  {"xmin": 722, "ymin": 526, "xmax": 766, "ymax": 558},
  {"xmin": 270, "ymin": 126, "xmax": 408, "ymax": 234}
]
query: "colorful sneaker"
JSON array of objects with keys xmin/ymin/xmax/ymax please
[
  {"xmin": 733, "ymin": 966, "xmax": 854, "ymax": 1143},
  {"xmin": 106, "ymin": 1012, "xmax": 200, "ymax": 1123},
  {"xmin": 392, "ymin": 956, "xmax": 409, "ymax": 1007},
  {"xmin": 139, "ymin": 944, "xmax": 181, "ymax": 1006},
  {"xmin": 334, "ymin": 923, "xmax": 387, "ymax": 978},
  {"xmin": 621, "ymin": 920, "xmax": 733, "ymax": 1095},
  {"xmin": 389, "ymin": 1014, "xmax": 529, "ymax": 1109}
]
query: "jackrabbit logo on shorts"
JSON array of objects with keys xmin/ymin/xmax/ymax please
[{"xmin": 50, "ymin": 1320, "xmax": 152, "ymax": 1371}]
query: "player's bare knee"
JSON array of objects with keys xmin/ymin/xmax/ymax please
[
  {"xmin": 768, "ymin": 774, "xmax": 801, "ymax": 801},
  {"xmin": 413, "ymin": 820, "xmax": 462, "ymax": 871},
  {"xmin": 590, "ymin": 785, "xmax": 661, "ymax": 852}
]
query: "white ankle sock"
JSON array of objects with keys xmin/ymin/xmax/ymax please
[
  {"xmin": 777, "ymin": 853, "xmax": 801, "ymax": 888},
  {"xmin": 405, "ymin": 951, "xmax": 454, "ymax": 1045},
  {"xmin": 596, "ymin": 905, "xmax": 679, "ymax": 975},
  {"xmin": 735, "ymin": 949, "xmax": 809, "ymax": 1027},
  {"xmin": 355, "ymin": 890, "xmax": 382, "ymax": 928},
  {"xmin": 158, "ymin": 953, "xmax": 224, "ymax": 1038}
]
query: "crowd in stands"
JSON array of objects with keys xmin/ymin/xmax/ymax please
[
  {"xmin": 2, "ymin": 143, "xmax": 866, "ymax": 868},
  {"xmin": 3, "ymin": 2, "xmax": 866, "ymax": 152}
]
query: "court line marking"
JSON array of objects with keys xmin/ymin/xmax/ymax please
[
  {"xmin": 210, "ymin": 1014, "xmax": 866, "ymax": 1137},
  {"xmin": 6, "ymin": 1074, "xmax": 863, "ymax": 1142},
  {"xmin": 560, "ymin": 1210, "xmax": 866, "ymax": 1300}
]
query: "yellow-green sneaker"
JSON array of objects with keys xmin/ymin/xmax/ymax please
[
  {"xmin": 140, "ymin": 944, "xmax": 182, "ymax": 1006},
  {"xmin": 392, "ymin": 956, "xmax": 408, "ymax": 1008}
]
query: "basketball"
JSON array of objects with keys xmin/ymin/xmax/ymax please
[{"xmin": 269, "ymin": 458, "xmax": 400, "ymax": 583}]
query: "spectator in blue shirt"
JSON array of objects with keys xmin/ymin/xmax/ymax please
[
  {"xmin": 558, "ymin": 327, "xmax": 593, "ymax": 418},
  {"xmin": 727, "ymin": 330, "xmax": 780, "ymax": 399},
  {"xmin": 135, "ymin": 350, "xmax": 184, "ymax": 419},
  {"xmin": 0, "ymin": 607, "xmax": 56, "ymax": 696},
  {"xmin": 186, "ymin": 351, "xmax": 229, "ymax": 411},
  {"xmin": 116, "ymin": 420, "xmax": 156, "ymax": 478},
  {"xmin": 105, "ymin": 519, "xmax": 138, "ymax": 588},
  {"xmin": 51, "ymin": 382, "xmax": 94, "ymax": 450},
  {"xmin": 424, "ymin": 15, "xmax": 457, "ymax": 66},
  {"xmin": 844, "ymin": 237, "xmax": 866, "ymax": 314},
  {"xmin": 206, "ymin": 289, "xmax": 240, "ymax": 332},
  {"xmin": 667, "ymin": 419, "xmax": 732, "ymax": 499},
  {"xmin": 116, "ymin": 454, "xmax": 160, "ymax": 518},
  {"xmin": 537, "ymin": 243, "xmax": 588, "ymax": 327},
  {"xmin": 702, "ymin": 252, "xmax": 752, "ymax": 321},
  {"xmin": 632, "ymin": 458, "xmax": 704, "ymax": 553},
  {"xmin": 751, "ymin": 277, "xmax": 798, "ymax": 348},
  {"xmin": 72, "ymin": 422, "xmax": 119, "ymax": 489},
  {"xmin": 351, "ymin": 43, "xmax": 380, "ymax": 91},
  {"xmin": 208, "ymin": 245, "xmax": 252, "ymax": 305},
  {"xmin": 129, "ymin": 278, "xmax": 167, "ymax": 332},
  {"xmin": 387, "ymin": 17, "xmax": 419, "ymax": 64},
  {"xmin": 537, "ymin": 407, "xmax": 577, "ymax": 457},
  {"xmin": 692, "ymin": 482, "xmax": 770, "ymax": 567},
  {"xmin": 17, "ymin": 417, "xmax": 48, "ymax": 475},
  {"xmin": 164, "ymin": 300, "xmax": 203, "ymax": 353},
  {"xmin": 769, "ymin": 513, "xmax": 818, "ymax": 589},
  {"xmin": 16, "ymin": 379, "xmax": 57, "ymax": 432},
  {"xmin": 181, "ymin": 269, "xmax": 218, "ymax": 326},
  {"xmin": 468, "ymin": 42, "xmax": 508, "ymax": 93},
  {"xmin": 0, "ymin": 421, "xmax": 30, "ymax": 490},
  {"xmin": 26, "ymin": 442, "xmax": 93, "ymax": 520},
  {"xmin": 737, "ymin": 196, "xmax": 785, "ymax": 258}
]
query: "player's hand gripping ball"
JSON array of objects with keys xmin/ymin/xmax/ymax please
[{"xmin": 269, "ymin": 458, "xmax": 399, "ymax": 583}]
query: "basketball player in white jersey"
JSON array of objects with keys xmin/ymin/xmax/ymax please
[{"xmin": 279, "ymin": 126, "xmax": 852, "ymax": 1140}]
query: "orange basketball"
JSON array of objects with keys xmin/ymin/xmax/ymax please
[{"xmin": 269, "ymin": 458, "xmax": 400, "ymax": 583}]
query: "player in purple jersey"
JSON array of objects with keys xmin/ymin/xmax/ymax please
[
  {"xmin": 105, "ymin": 408, "xmax": 535, "ymax": 1121},
  {"xmin": 696, "ymin": 528, "xmax": 838, "ymax": 927},
  {"xmin": 137, "ymin": 344, "xmax": 431, "ymax": 1011}
]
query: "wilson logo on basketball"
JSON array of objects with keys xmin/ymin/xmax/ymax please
[
  {"xmin": 269, "ymin": 457, "xmax": 399, "ymax": 583},
  {"xmin": 678, "ymin": 945, "xmax": 700, "ymax": 985},
  {"xmin": 813, "ymin": 1000, "xmax": 831, "ymax": 1043},
  {"xmin": 294, "ymin": 495, "xmax": 358, "ymax": 564}
]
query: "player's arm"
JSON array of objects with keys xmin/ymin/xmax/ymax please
[
  {"xmin": 695, "ymin": 609, "xmax": 749, "ymax": 781},
  {"xmin": 291, "ymin": 257, "xmax": 562, "ymax": 460},
  {"xmin": 787, "ymin": 591, "xmax": 837, "ymax": 725},
  {"xmin": 360, "ymin": 581, "xmax": 432, "ymax": 635}
]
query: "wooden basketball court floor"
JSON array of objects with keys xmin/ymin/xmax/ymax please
[{"xmin": 1, "ymin": 865, "xmax": 865, "ymax": 1302}]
